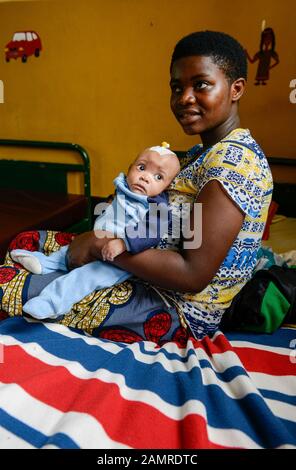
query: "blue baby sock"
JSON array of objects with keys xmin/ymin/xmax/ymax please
[{"xmin": 11, "ymin": 247, "xmax": 68, "ymax": 274}]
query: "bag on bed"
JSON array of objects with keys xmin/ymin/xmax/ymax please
[{"xmin": 221, "ymin": 265, "xmax": 296, "ymax": 333}]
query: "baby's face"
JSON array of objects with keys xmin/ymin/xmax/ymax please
[{"xmin": 126, "ymin": 149, "xmax": 180, "ymax": 197}]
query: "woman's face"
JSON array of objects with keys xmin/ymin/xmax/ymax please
[
  {"xmin": 262, "ymin": 31, "xmax": 273, "ymax": 49},
  {"xmin": 170, "ymin": 55, "xmax": 234, "ymax": 136}
]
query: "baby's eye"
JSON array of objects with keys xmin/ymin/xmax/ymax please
[
  {"xmin": 154, "ymin": 174, "xmax": 162, "ymax": 181},
  {"xmin": 137, "ymin": 164, "xmax": 145, "ymax": 171}
]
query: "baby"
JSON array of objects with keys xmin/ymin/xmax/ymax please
[{"xmin": 11, "ymin": 143, "xmax": 180, "ymax": 319}]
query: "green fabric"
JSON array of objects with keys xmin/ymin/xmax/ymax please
[{"xmin": 249, "ymin": 281, "xmax": 290, "ymax": 333}]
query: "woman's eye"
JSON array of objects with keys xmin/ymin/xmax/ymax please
[
  {"xmin": 194, "ymin": 81, "xmax": 208, "ymax": 90},
  {"xmin": 171, "ymin": 85, "xmax": 182, "ymax": 94},
  {"xmin": 137, "ymin": 164, "xmax": 145, "ymax": 171},
  {"xmin": 154, "ymin": 174, "xmax": 162, "ymax": 181}
]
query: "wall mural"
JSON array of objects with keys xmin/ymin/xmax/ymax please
[
  {"xmin": 5, "ymin": 31, "xmax": 42, "ymax": 63},
  {"xmin": 245, "ymin": 21, "xmax": 279, "ymax": 85}
]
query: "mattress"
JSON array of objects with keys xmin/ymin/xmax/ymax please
[{"xmin": 262, "ymin": 216, "xmax": 296, "ymax": 254}]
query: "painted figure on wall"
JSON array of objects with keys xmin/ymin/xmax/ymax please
[{"xmin": 245, "ymin": 27, "xmax": 279, "ymax": 85}]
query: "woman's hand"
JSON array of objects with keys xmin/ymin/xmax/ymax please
[{"xmin": 67, "ymin": 230, "xmax": 113, "ymax": 269}]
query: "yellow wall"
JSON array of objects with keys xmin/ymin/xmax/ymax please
[{"xmin": 0, "ymin": 0, "xmax": 296, "ymax": 196}]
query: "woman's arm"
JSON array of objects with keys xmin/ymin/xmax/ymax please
[
  {"xmin": 68, "ymin": 180, "xmax": 244, "ymax": 292},
  {"xmin": 111, "ymin": 180, "xmax": 244, "ymax": 291}
]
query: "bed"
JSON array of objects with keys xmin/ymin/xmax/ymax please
[
  {"xmin": 262, "ymin": 215, "xmax": 296, "ymax": 255},
  {"xmin": 262, "ymin": 156, "xmax": 296, "ymax": 255},
  {"xmin": 0, "ymin": 152, "xmax": 295, "ymax": 449},
  {"xmin": 0, "ymin": 139, "xmax": 92, "ymax": 262}
]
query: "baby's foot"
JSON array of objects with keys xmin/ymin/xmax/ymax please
[
  {"xmin": 10, "ymin": 249, "xmax": 42, "ymax": 274},
  {"xmin": 23, "ymin": 297, "xmax": 61, "ymax": 320}
]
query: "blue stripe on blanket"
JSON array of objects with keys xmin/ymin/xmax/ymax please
[
  {"xmin": 227, "ymin": 328, "xmax": 296, "ymax": 349},
  {"xmin": 0, "ymin": 409, "xmax": 79, "ymax": 448}
]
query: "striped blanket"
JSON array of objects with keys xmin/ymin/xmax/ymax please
[{"xmin": 0, "ymin": 317, "xmax": 295, "ymax": 449}]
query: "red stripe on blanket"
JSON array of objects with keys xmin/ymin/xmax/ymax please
[
  {"xmin": 233, "ymin": 347, "xmax": 294, "ymax": 375},
  {"xmin": 188, "ymin": 333, "xmax": 235, "ymax": 356},
  {"xmin": 0, "ymin": 345, "xmax": 226, "ymax": 449}
]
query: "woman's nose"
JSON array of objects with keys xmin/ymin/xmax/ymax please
[{"xmin": 179, "ymin": 87, "xmax": 196, "ymax": 105}]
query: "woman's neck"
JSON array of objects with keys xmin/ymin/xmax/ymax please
[{"xmin": 200, "ymin": 114, "xmax": 241, "ymax": 151}]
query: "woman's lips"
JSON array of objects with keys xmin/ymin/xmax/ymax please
[{"xmin": 178, "ymin": 111, "xmax": 201, "ymax": 125}]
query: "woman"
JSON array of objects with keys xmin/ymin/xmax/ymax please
[{"xmin": 0, "ymin": 31, "xmax": 273, "ymax": 342}]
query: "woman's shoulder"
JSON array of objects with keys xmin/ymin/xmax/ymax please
[
  {"xmin": 219, "ymin": 128, "xmax": 265, "ymax": 155},
  {"xmin": 185, "ymin": 128, "xmax": 267, "ymax": 169},
  {"xmin": 203, "ymin": 128, "xmax": 271, "ymax": 176},
  {"xmin": 169, "ymin": 128, "xmax": 272, "ymax": 196},
  {"xmin": 211, "ymin": 128, "xmax": 264, "ymax": 158}
]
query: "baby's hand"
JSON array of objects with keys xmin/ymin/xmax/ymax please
[{"xmin": 101, "ymin": 238, "xmax": 127, "ymax": 262}]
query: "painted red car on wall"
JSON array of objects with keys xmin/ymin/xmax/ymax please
[{"xmin": 5, "ymin": 31, "xmax": 42, "ymax": 63}]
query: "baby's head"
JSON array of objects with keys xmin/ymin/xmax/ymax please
[{"xmin": 126, "ymin": 142, "xmax": 180, "ymax": 197}]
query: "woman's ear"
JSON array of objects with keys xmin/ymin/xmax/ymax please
[{"xmin": 231, "ymin": 78, "xmax": 246, "ymax": 102}]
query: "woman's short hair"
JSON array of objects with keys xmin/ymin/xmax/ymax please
[{"xmin": 170, "ymin": 31, "xmax": 247, "ymax": 82}]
